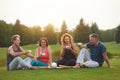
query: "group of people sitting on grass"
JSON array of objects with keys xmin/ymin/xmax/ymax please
[{"xmin": 7, "ymin": 33, "xmax": 112, "ymax": 70}]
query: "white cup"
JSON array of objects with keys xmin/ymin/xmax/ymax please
[
  {"xmin": 28, "ymin": 50, "xmax": 32, "ymax": 53},
  {"xmin": 51, "ymin": 62, "xmax": 57, "ymax": 68},
  {"xmin": 77, "ymin": 43, "xmax": 82, "ymax": 46}
]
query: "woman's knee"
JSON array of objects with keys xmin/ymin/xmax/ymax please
[
  {"xmin": 67, "ymin": 59, "xmax": 76, "ymax": 66},
  {"xmin": 31, "ymin": 60, "xmax": 36, "ymax": 66}
]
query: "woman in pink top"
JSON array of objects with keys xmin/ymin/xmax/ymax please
[{"xmin": 31, "ymin": 37, "xmax": 52, "ymax": 67}]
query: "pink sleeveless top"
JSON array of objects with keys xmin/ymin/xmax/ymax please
[{"xmin": 37, "ymin": 47, "xmax": 49, "ymax": 64}]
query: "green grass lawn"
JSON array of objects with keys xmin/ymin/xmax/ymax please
[
  {"xmin": 0, "ymin": 42, "xmax": 120, "ymax": 80},
  {"xmin": 0, "ymin": 58, "xmax": 120, "ymax": 80},
  {"xmin": 104, "ymin": 42, "xmax": 120, "ymax": 56}
]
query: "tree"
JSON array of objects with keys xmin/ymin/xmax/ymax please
[
  {"xmin": 12, "ymin": 19, "xmax": 32, "ymax": 45},
  {"xmin": 43, "ymin": 24, "xmax": 57, "ymax": 44},
  {"xmin": 73, "ymin": 18, "xmax": 90, "ymax": 43},
  {"xmin": 32, "ymin": 26, "xmax": 42, "ymax": 43},
  {"xmin": 0, "ymin": 20, "xmax": 13, "ymax": 47},
  {"xmin": 115, "ymin": 25, "xmax": 120, "ymax": 43},
  {"xmin": 58, "ymin": 20, "xmax": 68, "ymax": 43},
  {"xmin": 60, "ymin": 20, "xmax": 68, "ymax": 34},
  {"xmin": 90, "ymin": 22, "xmax": 102, "ymax": 41},
  {"xmin": 101, "ymin": 29, "xmax": 116, "ymax": 42},
  {"xmin": 12, "ymin": 19, "xmax": 21, "ymax": 35}
]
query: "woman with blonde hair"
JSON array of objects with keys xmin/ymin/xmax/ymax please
[{"xmin": 56, "ymin": 33, "xmax": 78, "ymax": 67}]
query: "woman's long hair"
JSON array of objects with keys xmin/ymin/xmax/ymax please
[{"xmin": 61, "ymin": 33, "xmax": 73, "ymax": 46}]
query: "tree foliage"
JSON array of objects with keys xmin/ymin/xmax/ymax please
[
  {"xmin": 0, "ymin": 20, "xmax": 13, "ymax": 47},
  {"xmin": 101, "ymin": 29, "xmax": 116, "ymax": 42},
  {"xmin": 115, "ymin": 25, "xmax": 120, "ymax": 43},
  {"xmin": 90, "ymin": 22, "xmax": 102, "ymax": 41},
  {"xmin": 60, "ymin": 20, "xmax": 68, "ymax": 34},
  {"xmin": 12, "ymin": 20, "xmax": 33, "ymax": 45},
  {"xmin": 58, "ymin": 20, "xmax": 68, "ymax": 43},
  {"xmin": 73, "ymin": 18, "xmax": 90, "ymax": 43},
  {"xmin": 43, "ymin": 24, "xmax": 57, "ymax": 44},
  {"xmin": 0, "ymin": 18, "xmax": 118, "ymax": 47},
  {"xmin": 0, "ymin": 19, "xmax": 43, "ymax": 46}
]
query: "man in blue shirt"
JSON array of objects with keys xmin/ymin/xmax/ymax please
[{"xmin": 74, "ymin": 33, "xmax": 111, "ymax": 68}]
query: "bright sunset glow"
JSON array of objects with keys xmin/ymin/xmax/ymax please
[{"xmin": 0, "ymin": 0, "xmax": 120, "ymax": 30}]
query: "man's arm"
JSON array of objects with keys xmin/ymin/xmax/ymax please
[
  {"xmin": 102, "ymin": 52, "xmax": 112, "ymax": 68},
  {"xmin": 20, "ymin": 47, "xmax": 34, "ymax": 58},
  {"xmin": 8, "ymin": 47, "xmax": 28, "ymax": 57}
]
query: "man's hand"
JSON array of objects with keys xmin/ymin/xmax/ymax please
[{"xmin": 22, "ymin": 50, "xmax": 29, "ymax": 55}]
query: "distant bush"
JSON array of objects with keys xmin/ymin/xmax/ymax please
[{"xmin": 51, "ymin": 44, "xmax": 61, "ymax": 61}]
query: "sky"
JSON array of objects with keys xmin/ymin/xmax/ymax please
[{"xmin": 0, "ymin": 0, "xmax": 120, "ymax": 30}]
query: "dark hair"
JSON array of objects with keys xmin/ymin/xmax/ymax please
[
  {"xmin": 39, "ymin": 37, "xmax": 48, "ymax": 46},
  {"xmin": 89, "ymin": 33, "xmax": 99, "ymax": 40},
  {"xmin": 11, "ymin": 34, "xmax": 20, "ymax": 43}
]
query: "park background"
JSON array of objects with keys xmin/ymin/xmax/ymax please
[{"xmin": 0, "ymin": 0, "xmax": 120, "ymax": 80}]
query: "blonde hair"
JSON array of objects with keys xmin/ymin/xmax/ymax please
[
  {"xmin": 11, "ymin": 34, "xmax": 20, "ymax": 43},
  {"xmin": 61, "ymin": 33, "xmax": 73, "ymax": 46}
]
